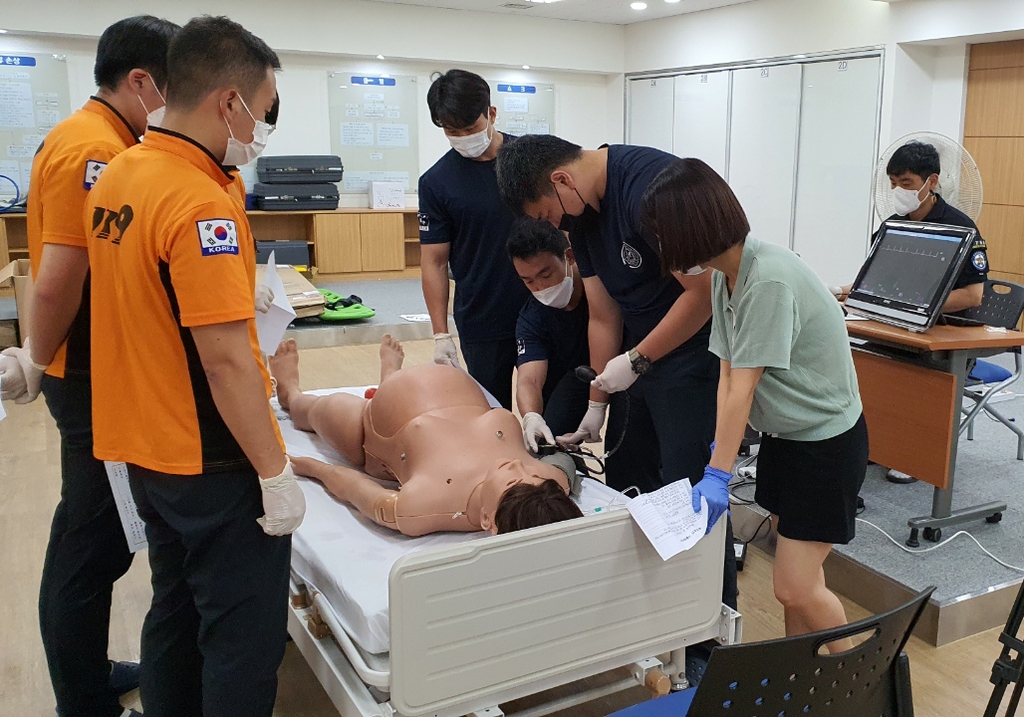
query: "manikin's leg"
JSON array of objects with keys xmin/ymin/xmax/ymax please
[{"xmin": 270, "ymin": 337, "xmax": 405, "ymax": 531}]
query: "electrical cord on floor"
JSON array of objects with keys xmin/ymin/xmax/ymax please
[
  {"xmin": 736, "ymin": 513, "xmax": 772, "ymax": 545},
  {"xmin": 856, "ymin": 518, "xmax": 1024, "ymax": 573}
]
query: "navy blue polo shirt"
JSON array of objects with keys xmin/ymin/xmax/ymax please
[
  {"xmin": 570, "ymin": 144, "xmax": 712, "ymax": 347},
  {"xmin": 516, "ymin": 294, "xmax": 590, "ymax": 383},
  {"xmin": 418, "ymin": 135, "xmax": 530, "ymax": 344},
  {"xmin": 877, "ymin": 194, "xmax": 988, "ymax": 290}
]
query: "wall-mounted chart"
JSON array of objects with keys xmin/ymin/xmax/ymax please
[
  {"xmin": 488, "ymin": 81, "xmax": 554, "ymax": 137},
  {"xmin": 0, "ymin": 52, "xmax": 71, "ymax": 206},
  {"xmin": 328, "ymin": 73, "xmax": 420, "ymax": 194}
]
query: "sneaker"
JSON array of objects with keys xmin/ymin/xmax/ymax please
[
  {"xmin": 108, "ymin": 661, "xmax": 140, "ymax": 697},
  {"xmin": 885, "ymin": 469, "xmax": 918, "ymax": 485}
]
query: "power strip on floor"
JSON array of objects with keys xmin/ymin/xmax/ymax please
[{"xmin": 965, "ymin": 386, "xmax": 1019, "ymax": 404}]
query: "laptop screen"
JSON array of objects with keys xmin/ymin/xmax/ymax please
[{"xmin": 846, "ymin": 221, "xmax": 976, "ymax": 331}]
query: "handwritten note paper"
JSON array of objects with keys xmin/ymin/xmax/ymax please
[
  {"xmin": 627, "ymin": 479, "xmax": 708, "ymax": 560},
  {"xmin": 104, "ymin": 462, "xmax": 148, "ymax": 552},
  {"xmin": 255, "ymin": 251, "xmax": 297, "ymax": 355}
]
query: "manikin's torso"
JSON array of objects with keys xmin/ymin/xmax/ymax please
[{"xmin": 360, "ymin": 364, "xmax": 566, "ymax": 534}]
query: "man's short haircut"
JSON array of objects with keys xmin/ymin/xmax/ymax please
[
  {"xmin": 94, "ymin": 16, "xmax": 181, "ymax": 91},
  {"xmin": 886, "ymin": 141, "xmax": 941, "ymax": 181},
  {"xmin": 641, "ymin": 158, "xmax": 750, "ymax": 274},
  {"xmin": 496, "ymin": 134, "xmax": 583, "ymax": 213},
  {"xmin": 427, "ymin": 69, "xmax": 491, "ymax": 130},
  {"xmin": 495, "ymin": 479, "xmax": 583, "ymax": 534},
  {"xmin": 165, "ymin": 16, "xmax": 281, "ymax": 111},
  {"xmin": 507, "ymin": 218, "xmax": 570, "ymax": 261}
]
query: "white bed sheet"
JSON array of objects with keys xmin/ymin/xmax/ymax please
[{"xmin": 275, "ymin": 387, "xmax": 628, "ymax": 656}]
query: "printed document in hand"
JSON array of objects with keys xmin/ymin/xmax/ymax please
[
  {"xmin": 104, "ymin": 461, "xmax": 148, "ymax": 552},
  {"xmin": 256, "ymin": 251, "xmax": 298, "ymax": 355},
  {"xmin": 627, "ymin": 479, "xmax": 709, "ymax": 561}
]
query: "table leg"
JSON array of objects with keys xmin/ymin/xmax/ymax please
[{"xmin": 906, "ymin": 349, "xmax": 1006, "ymax": 545}]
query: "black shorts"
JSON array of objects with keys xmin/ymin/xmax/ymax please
[{"xmin": 755, "ymin": 414, "xmax": 869, "ymax": 545}]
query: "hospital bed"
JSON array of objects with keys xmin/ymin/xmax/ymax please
[{"xmin": 277, "ymin": 388, "xmax": 742, "ymax": 717}]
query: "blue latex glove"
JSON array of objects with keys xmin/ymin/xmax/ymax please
[{"xmin": 693, "ymin": 465, "xmax": 731, "ymax": 534}]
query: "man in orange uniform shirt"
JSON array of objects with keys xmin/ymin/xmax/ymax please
[
  {"xmin": 85, "ymin": 17, "xmax": 304, "ymax": 717},
  {"xmin": 0, "ymin": 16, "xmax": 178, "ymax": 717}
]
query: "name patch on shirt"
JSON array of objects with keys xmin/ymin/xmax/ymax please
[
  {"xmin": 83, "ymin": 160, "xmax": 107, "ymax": 189},
  {"xmin": 418, "ymin": 212, "xmax": 430, "ymax": 232},
  {"xmin": 196, "ymin": 219, "xmax": 239, "ymax": 256},
  {"xmin": 621, "ymin": 241, "xmax": 643, "ymax": 269}
]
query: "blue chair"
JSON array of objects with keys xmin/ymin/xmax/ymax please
[
  {"xmin": 959, "ymin": 280, "xmax": 1024, "ymax": 461},
  {"xmin": 609, "ymin": 588, "xmax": 933, "ymax": 717}
]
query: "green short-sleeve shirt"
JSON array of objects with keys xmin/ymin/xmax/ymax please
[{"xmin": 709, "ymin": 237, "xmax": 863, "ymax": 441}]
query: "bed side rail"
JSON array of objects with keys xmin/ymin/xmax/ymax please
[{"xmin": 389, "ymin": 511, "xmax": 727, "ymax": 717}]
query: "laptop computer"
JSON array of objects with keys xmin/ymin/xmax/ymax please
[{"xmin": 846, "ymin": 220, "xmax": 978, "ymax": 332}]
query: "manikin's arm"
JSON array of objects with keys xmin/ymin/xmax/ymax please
[{"xmin": 291, "ymin": 455, "xmax": 400, "ymax": 531}]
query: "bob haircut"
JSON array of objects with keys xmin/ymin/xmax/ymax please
[{"xmin": 641, "ymin": 158, "xmax": 750, "ymax": 274}]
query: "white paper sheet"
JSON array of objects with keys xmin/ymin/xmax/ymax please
[
  {"xmin": 104, "ymin": 461, "xmax": 148, "ymax": 552},
  {"xmin": 626, "ymin": 479, "xmax": 709, "ymax": 561},
  {"xmin": 400, "ymin": 314, "xmax": 432, "ymax": 323},
  {"xmin": 255, "ymin": 251, "xmax": 297, "ymax": 356},
  {"xmin": 0, "ymin": 377, "xmax": 6, "ymax": 422}
]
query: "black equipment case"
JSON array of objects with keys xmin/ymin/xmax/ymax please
[
  {"xmin": 256, "ymin": 155, "xmax": 344, "ymax": 184},
  {"xmin": 253, "ymin": 182, "xmax": 339, "ymax": 211}
]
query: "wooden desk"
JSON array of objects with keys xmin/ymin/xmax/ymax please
[
  {"xmin": 0, "ymin": 207, "xmax": 422, "ymax": 277},
  {"xmin": 847, "ymin": 319, "xmax": 1024, "ymax": 544}
]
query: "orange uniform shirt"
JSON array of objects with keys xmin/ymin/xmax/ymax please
[
  {"xmin": 86, "ymin": 128, "xmax": 282, "ymax": 475},
  {"xmin": 27, "ymin": 97, "xmax": 138, "ymax": 378}
]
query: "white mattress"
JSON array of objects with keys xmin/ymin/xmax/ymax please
[{"xmin": 275, "ymin": 387, "xmax": 628, "ymax": 656}]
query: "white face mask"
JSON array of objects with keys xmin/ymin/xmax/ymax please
[
  {"xmin": 532, "ymin": 261, "xmax": 574, "ymax": 309},
  {"xmin": 137, "ymin": 74, "xmax": 166, "ymax": 131},
  {"xmin": 682, "ymin": 264, "xmax": 708, "ymax": 276},
  {"xmin": 448, "ymin": 122, "xmax": 493, "ymax": 159},
  {"xmin": 223, "ymin": 93, "xmax": 274, "ymax": 166},
  {"xmin": 892, "ymin": 184, "xmax": 929, "ymax": 216}
]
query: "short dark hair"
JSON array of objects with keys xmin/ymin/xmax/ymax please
[
  {"xmin": 496, "ymin": 134, "xmax": 583, "ymax": 213},
  {"xmin": 507, "ymin": 218, "xmax": 570, "ymax": 261},
  {"xmin": 494, "ymin": 479, "xmax": 583, "ymax": 534},
  {"xmin": 641, "ymin": 158, "xmax": 750, "ymax": 273},
  {"xmin": 427, "ymin": 69, "xmax": 490, "ymax": 129},
  {"xmin": 94, "ymin": 16, "xmax": 181, "ymax": 91},
  {"xmin": 886, "ymin": 141, "xmax": 941, "ymax": 181},
  {"xmin": 166, "ymin": 16, "xmax": 281, "ymax": 111}
]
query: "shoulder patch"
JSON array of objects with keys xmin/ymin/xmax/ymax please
[
  {"xmin": 971, "ymin": 250, "xmax": 988, "ymax": 272},
  {"xmin": 418, "ymin": 212, "xmax": 429, "ymax": 232},
  {"xmin": 517, "ymin": 338, "xmax": 526, "ymax": 356},
  {"xmin": 83, "ymin": 160, "xmax": 107, "ymax": 189},
  {"xmin": 196, "ymin": 219, "xmax": 239, "ymax": 256},
  {"xmin": 621, "ymin": 241, "xmax": 643, "ymax": 270},
  {"xmin": 972, "ymin": 237, "xmax": 987, "ymax": 250}
]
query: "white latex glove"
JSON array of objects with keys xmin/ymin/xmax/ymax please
[
  {"xmin": 0, "ymin": 353, "xmax": 27, "ymax": 400},
  {"xmin": 257, "ymin": 457, "xmax": 306, "ymax": 536},
  {"xmin": 522, "ymin": 412, "xmax": 556, "ymax": 452},
  {"xmin": 591, "ymin": 352, "xmax": 639, "ymax": 394},
  {"xmin": 557, "ymin": 401, "xmax": 608, "ymax": 445},
  {"xmin": 0, "ymin": 339, "xmax": 46, "ymax": 404},
  {"xmin": 255, "ymin": 283, "xmax": 275, "ymax": 314},
  {"xmin": 433, "ymin": 333, "xmax": 462, "ymax": 370}
]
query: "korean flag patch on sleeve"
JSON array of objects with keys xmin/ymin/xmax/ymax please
[
  {"xmin": 196, "ymin": 219, "xmax": 239, "ymax": 256},
  {"xmin": 83, "ymin": 160, "xmax": 107, "ymax": 189}
]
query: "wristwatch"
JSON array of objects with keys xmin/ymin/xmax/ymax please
[{"xmin": 627, "ymin": 348, "xmax": 652, "ymax": 376}]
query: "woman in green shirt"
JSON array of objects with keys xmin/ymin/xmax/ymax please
[{"xmin": 641, "ymin": 158, "xmax": 868, "ymax": 652}]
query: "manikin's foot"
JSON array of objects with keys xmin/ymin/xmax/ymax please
[
  {"xmin": 270, "ymin": 339, "xmax": 301, "ymax": 410},
  {"xmin": 379, "ymin": 334, "xmax": 405, "ymax": 383}
]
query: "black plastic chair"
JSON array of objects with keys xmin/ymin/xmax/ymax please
[
  {"xmin": 610, "ymin": 587, "xmax": 934, "ymax": 717},
  {"xmin": 958, "ymin": 280, "xmax": 1024, "ymax": 461}
]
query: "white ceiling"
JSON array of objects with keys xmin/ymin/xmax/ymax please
[{"xmin": 361, "ymin": 0, "xmax": 755, "ymax": 26}]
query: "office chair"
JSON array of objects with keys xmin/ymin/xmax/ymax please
[
  {"xmin": 609, "ymin": 587, "xmax": 934, "ymax": 717},
  {"xmin": 958, "ymin": 280, "xmax": 1024, "ymax": 461}
]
